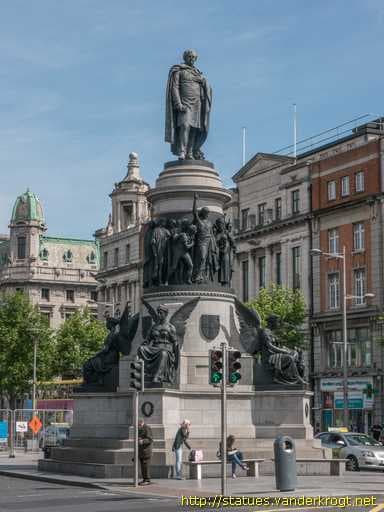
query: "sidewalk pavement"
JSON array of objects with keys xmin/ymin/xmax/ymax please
[{"xmin": 0, "ymin": 452, "xmax": 384, "ymax": 499}]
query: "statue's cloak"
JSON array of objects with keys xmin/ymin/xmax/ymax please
[{"xmin": 165, "ymin": 64, "xmax": 212, "ymax": 156}]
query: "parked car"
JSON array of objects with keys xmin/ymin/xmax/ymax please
[{"xmin": 315, "ymin": 431, "xmax": 384, "ymax": 471}]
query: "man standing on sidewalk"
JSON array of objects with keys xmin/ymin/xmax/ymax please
[{"xmin": 138, "ymin": 419, "xmax": 153, "ymax": 485}]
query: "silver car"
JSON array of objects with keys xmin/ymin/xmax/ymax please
[{"xmin": 315, "ymin": 432, "xmax": 384, "ymax": 471}]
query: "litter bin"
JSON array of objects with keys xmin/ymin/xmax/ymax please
[{"xmin": 274, "ymin": 435, "xmax": 297, "ymax": 491}]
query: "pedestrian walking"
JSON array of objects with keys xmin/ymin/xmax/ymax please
[
  {"xmin": 371, "ymin": 423, "xmax": 382, "ymax": 442},
  {"xmin": 172, "ymin": 419, "xmax": 191, "ymax": 479},
  {"xmin": 138, "ymin": 419, "xmax": 153, "ymax": 485},
  {"xmin": 218, "ymin": 434, "xmax": 249, "ymax": 478}
]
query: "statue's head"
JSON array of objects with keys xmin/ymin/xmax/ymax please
[
  {"xmin": 199, "ymin": 206, "xmax": 210, "ymax": 220},
  {"xmin": 215, "ymin": 217, "xmax": 225, "ymax": 232},
  {"xmin": 157, "ymin": 304, "xmax": 169, "ymax": 321},
  {"xmin": 183, "ymin": 49, "xmax": 198, "ymax": 66},
  {"xmin": 187, "ymin": 224, "xmax": 197, "ymax": 235},
  {"xmin": 266, "ymin": 314, "xmax": 280, "ymax": 330}
]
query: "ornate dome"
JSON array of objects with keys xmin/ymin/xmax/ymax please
[{"xmin": 11, "ymin": 189, "xmax": 45, "ymax": 225}]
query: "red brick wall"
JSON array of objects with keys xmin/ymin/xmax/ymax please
[
  {"xmin": 319, "ymin": 221, "xmax": 371, "ymax": 312},
  {"xmin": 312, "ymin": 140, "xmax": 380, "ymax": 211}
]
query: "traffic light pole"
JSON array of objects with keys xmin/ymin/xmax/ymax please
[
  {"xmin": 133, "ymin": 389, "xmax": 139, "ymax": 487},
  {"xmin": 220, "ymin": 342, "xmax": 227, "ymax": 496}
]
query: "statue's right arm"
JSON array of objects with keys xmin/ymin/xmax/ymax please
[{"xmin": 171, "ymin": 70, "xmax": 185, "ymax": 112}]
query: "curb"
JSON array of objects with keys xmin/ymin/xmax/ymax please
[{"xmin": 0, "ymin": 469, "xmax": 105, "ymax": 489}]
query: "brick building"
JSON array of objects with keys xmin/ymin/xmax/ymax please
[{"xmin": 310, "ymin": 121, "xmax": 384, "ymax": 432}]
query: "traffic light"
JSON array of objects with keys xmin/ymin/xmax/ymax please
[
  {"xmin": 130, "ymin": 359, "xmax": 144, "ymax": 392},
  {"xmin": 228, "ymin": 350, "xmax": 242, "ymax": 385},
  {"xmin": 209, "ymin": 350, "xmax": 223, "ymax": 385}
]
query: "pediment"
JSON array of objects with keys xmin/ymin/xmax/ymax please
[{"xmin": 232, "ymin": 152, "xmax": 293, "ymax": 182}]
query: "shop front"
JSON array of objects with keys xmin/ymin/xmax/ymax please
[{"xmin": 320, "ymin": 376, "xmax": 374, "ymax": 433}]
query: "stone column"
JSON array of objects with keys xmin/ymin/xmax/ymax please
[
  {"xmin": 266, "ymin": 245, "xmax": 273, "ymax": 287},
  {"xmin": 249, "ymin": 251, "xmax": 256, "ymax": 300}
]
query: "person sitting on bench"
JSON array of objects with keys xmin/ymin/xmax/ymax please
[{"xmin": 217, "ymin": 434, "xmax": 249, "ymax": 478}]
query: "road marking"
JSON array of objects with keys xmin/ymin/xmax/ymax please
[{"xmin": 370, "ymin": 504, "xmax": 384, "ymax": 512}]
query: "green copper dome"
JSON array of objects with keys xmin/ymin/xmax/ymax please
[{"xmin": 11, "ymin": 189, "xmax": 45, "ymax": 225}]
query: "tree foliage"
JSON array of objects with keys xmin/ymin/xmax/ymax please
[
  {"xmin": 0, "ymin": 292, "xmax": 55, "ymax": 407},
  {"xmin": 53, "ymin": 307, "xmax": 107, "ymax": 378},
  {"xmin": 246, "ymin": 285, "xmax": 307, "ymax": 348}
]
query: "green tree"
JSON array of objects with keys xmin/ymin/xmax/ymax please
[
  {"xmin": 246, "ymin": 285, "xmax": 307, "ymax": 348},
  {"xmin": 54, "ymin": 308, "xmax": 107, "ymax": 378},
  {"xmin": 0, "ymin": 292, "xmax": 55, "ymax": 408}
]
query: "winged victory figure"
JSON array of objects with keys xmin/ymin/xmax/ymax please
[
  {"xmin": 137, "ymin": 298, "xmax": 199, "ymax": 385},
  {"xmin": 81, "ymin": 304, "xmax": 140, "ymax": 390},
  {"xmin": 234, "ymin": 299, "xmax": 307, "ymax": 386}
]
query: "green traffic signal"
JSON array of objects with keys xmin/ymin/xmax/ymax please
[
  {"xmin": 212, "ymin": 371, "xmax": 222, "ymax": 383},
  {"xmin": 228, "ymin": 350, "xmax": 242, "ymax": 385},
  {"xmin": 209, "ymin": 350, "xmax": 223, "ymax": 385}
]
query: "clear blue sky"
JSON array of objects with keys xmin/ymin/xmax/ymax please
[{"xmin": 1, "ymin": 0, "xmax": 383, "ymax": 238}]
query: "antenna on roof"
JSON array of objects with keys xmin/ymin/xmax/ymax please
[
  {"xmin": 293, "ymin": 103, "xmax": 297, "ymax": 163},
  {"xmin": 242, "ymin": 127, "xmax": 246, "ymax": 166}
]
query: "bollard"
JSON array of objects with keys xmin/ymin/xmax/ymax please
[{"xmin": 274, "ymin": 435, "xmax": 297, "ymax": 491}]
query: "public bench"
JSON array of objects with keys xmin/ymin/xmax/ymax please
[
  {"xmin": 184, "ymin": 458, "xmax": 265, "ymax": 480},
  {"xmin": 295, "ymin": 458, "xmax": 348, "ymax": 476}
]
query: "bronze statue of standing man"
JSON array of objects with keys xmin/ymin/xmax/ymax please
[{"xmin": 165, "ymin": 49, "xmax": 212, "ymax": 160}]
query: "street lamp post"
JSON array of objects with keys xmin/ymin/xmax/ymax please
[
  {"xmin": 32, "ymin": 336, "xmax": 38, "ymax": 412},
  {"xmin": 311, "ymin": 246, "xmax": 374, "ymax": 429}
]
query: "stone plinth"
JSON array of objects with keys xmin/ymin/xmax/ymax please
[{"xmin": 147, "ymin": 160, "xmax": 231, "ymax": 218}]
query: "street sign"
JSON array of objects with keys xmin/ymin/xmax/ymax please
[
  {"xmin": 28, "ymin": 416, "xmax": 42, "ymax": 434},
  {"xmin": 16, "ymin": 421, "xmax": 28, "ymax": 433}
]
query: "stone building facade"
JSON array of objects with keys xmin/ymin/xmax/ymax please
[
  {"xmin": 94, "ymin": 153, "xmax": 150, "ymax": 317},
  {"xmin": 310, "ymin": 121, "xmax": 384, "ymax": 432},
  {"xmin": 0, "ymin": 190, "xmax": 98, "ymax": 328},
  {"xmin": 229, "ymin": 153, "xmax": 312, "ymax": 308}
]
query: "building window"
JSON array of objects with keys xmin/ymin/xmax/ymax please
[
  {"xmin": 275, "ymin": 198, "xmax": 282, "ymax": 221},
  {"xmin": 258, "ymin": 203, "xmax": 266, "ymax": 225},
  {"xmin": 90, "ymin": 290, "xmax": 98, "ymax": 302},
  {"xmin": 241, "ymin": 209, "xmax": 249, "ymax": 230},
  {"xmin": 106, "ymin": 288, "xmax": 111, "ymax": 303},
  {"xmin": 41, "ymin": 288, "xmax": 50, "ymax": 301},
  {"xmin": 66, "ymin": 289, "xmax": 75, "ymax": 303},
  {"xmin": 114, "ymin": 247, "xmax": 119, "ymax": 267},
  {"xmin": 103, "ymin": 251, "xmax": 108, "ymax": 269},
  {"xmin": 65, "ymin": 313, "xmax": 73, "ymax": 320},
  {"xmin": 258, "ymin": 256, "xmax": 266, "ymax": 289},
  {"xmin": 326, "ymin": 330, "xmax": 342, "ymax": 368},
  {"xmin": 276, "ymin": 252, "xmax": 282, "ymax": 285},
  {"xmin": 40, "ymin": 312, "xmax": 50, "ymax": 326},
  {"xmin": 328, "ymin": 228, "xmax": 339, "ymax": 254},
  {"xmin": 87, "ymin": 251, "xmax": 96, "ymax": 264},
  {"xmin": 355, "ymin": 171, "xmax": 365, "ymax": 192},
  {"xmin": 353, "ymin": 222, "xmax": 364, "ymax": 251},
  {"xmin": 117, "ymin": 285, "xmax": 121, "ymax": 302},
  {"xmin": 125, "ymin": 244, "xmax": 131, "ymax": 264},
  {"xmin": 292, "ymin": 246, "xmax": 301, "ymax": 289},
  {"xmin": 341, "ymin": 176, "xmax": 350, "ymax": 197},
  {"xmin": 242, "ymin": 260, "xmax": 249, "ymax": 302},
  {"xmin": 327, "ymin": 181, "xmax": 336, "ymax": 201},
  {"xmin": 291, "ymin": 189, "xmax": 300, "ymax": 214},
  {"xmin": 40, "ymin": 247, "xmax": 49, "ymax": 261},
  {"xmin": 328, "ymin": 273, "xmax": 340, "ymax": 309},
  {"xmin": 354, "ymin": 269, "xmax": 366, "ymax": 305},
  {"xmin": 326, "ymin": 328, "xmax": 371, "ymax": 368},
  {"xmin": 63, "ymin": 249, "xmax": 73, "ymax": 263},
  {"xmin": 17, "ymin": 236, "xmax": 26, "ymax": 259}
]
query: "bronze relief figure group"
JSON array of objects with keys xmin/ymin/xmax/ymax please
[{"xmin": 143, "ymin": 194, "xmax": 235, "ymax": 288}]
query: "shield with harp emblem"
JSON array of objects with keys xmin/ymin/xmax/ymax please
[{"xmin": 200, "ymin": 314, "xmax": 220, "ymax": 341}]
